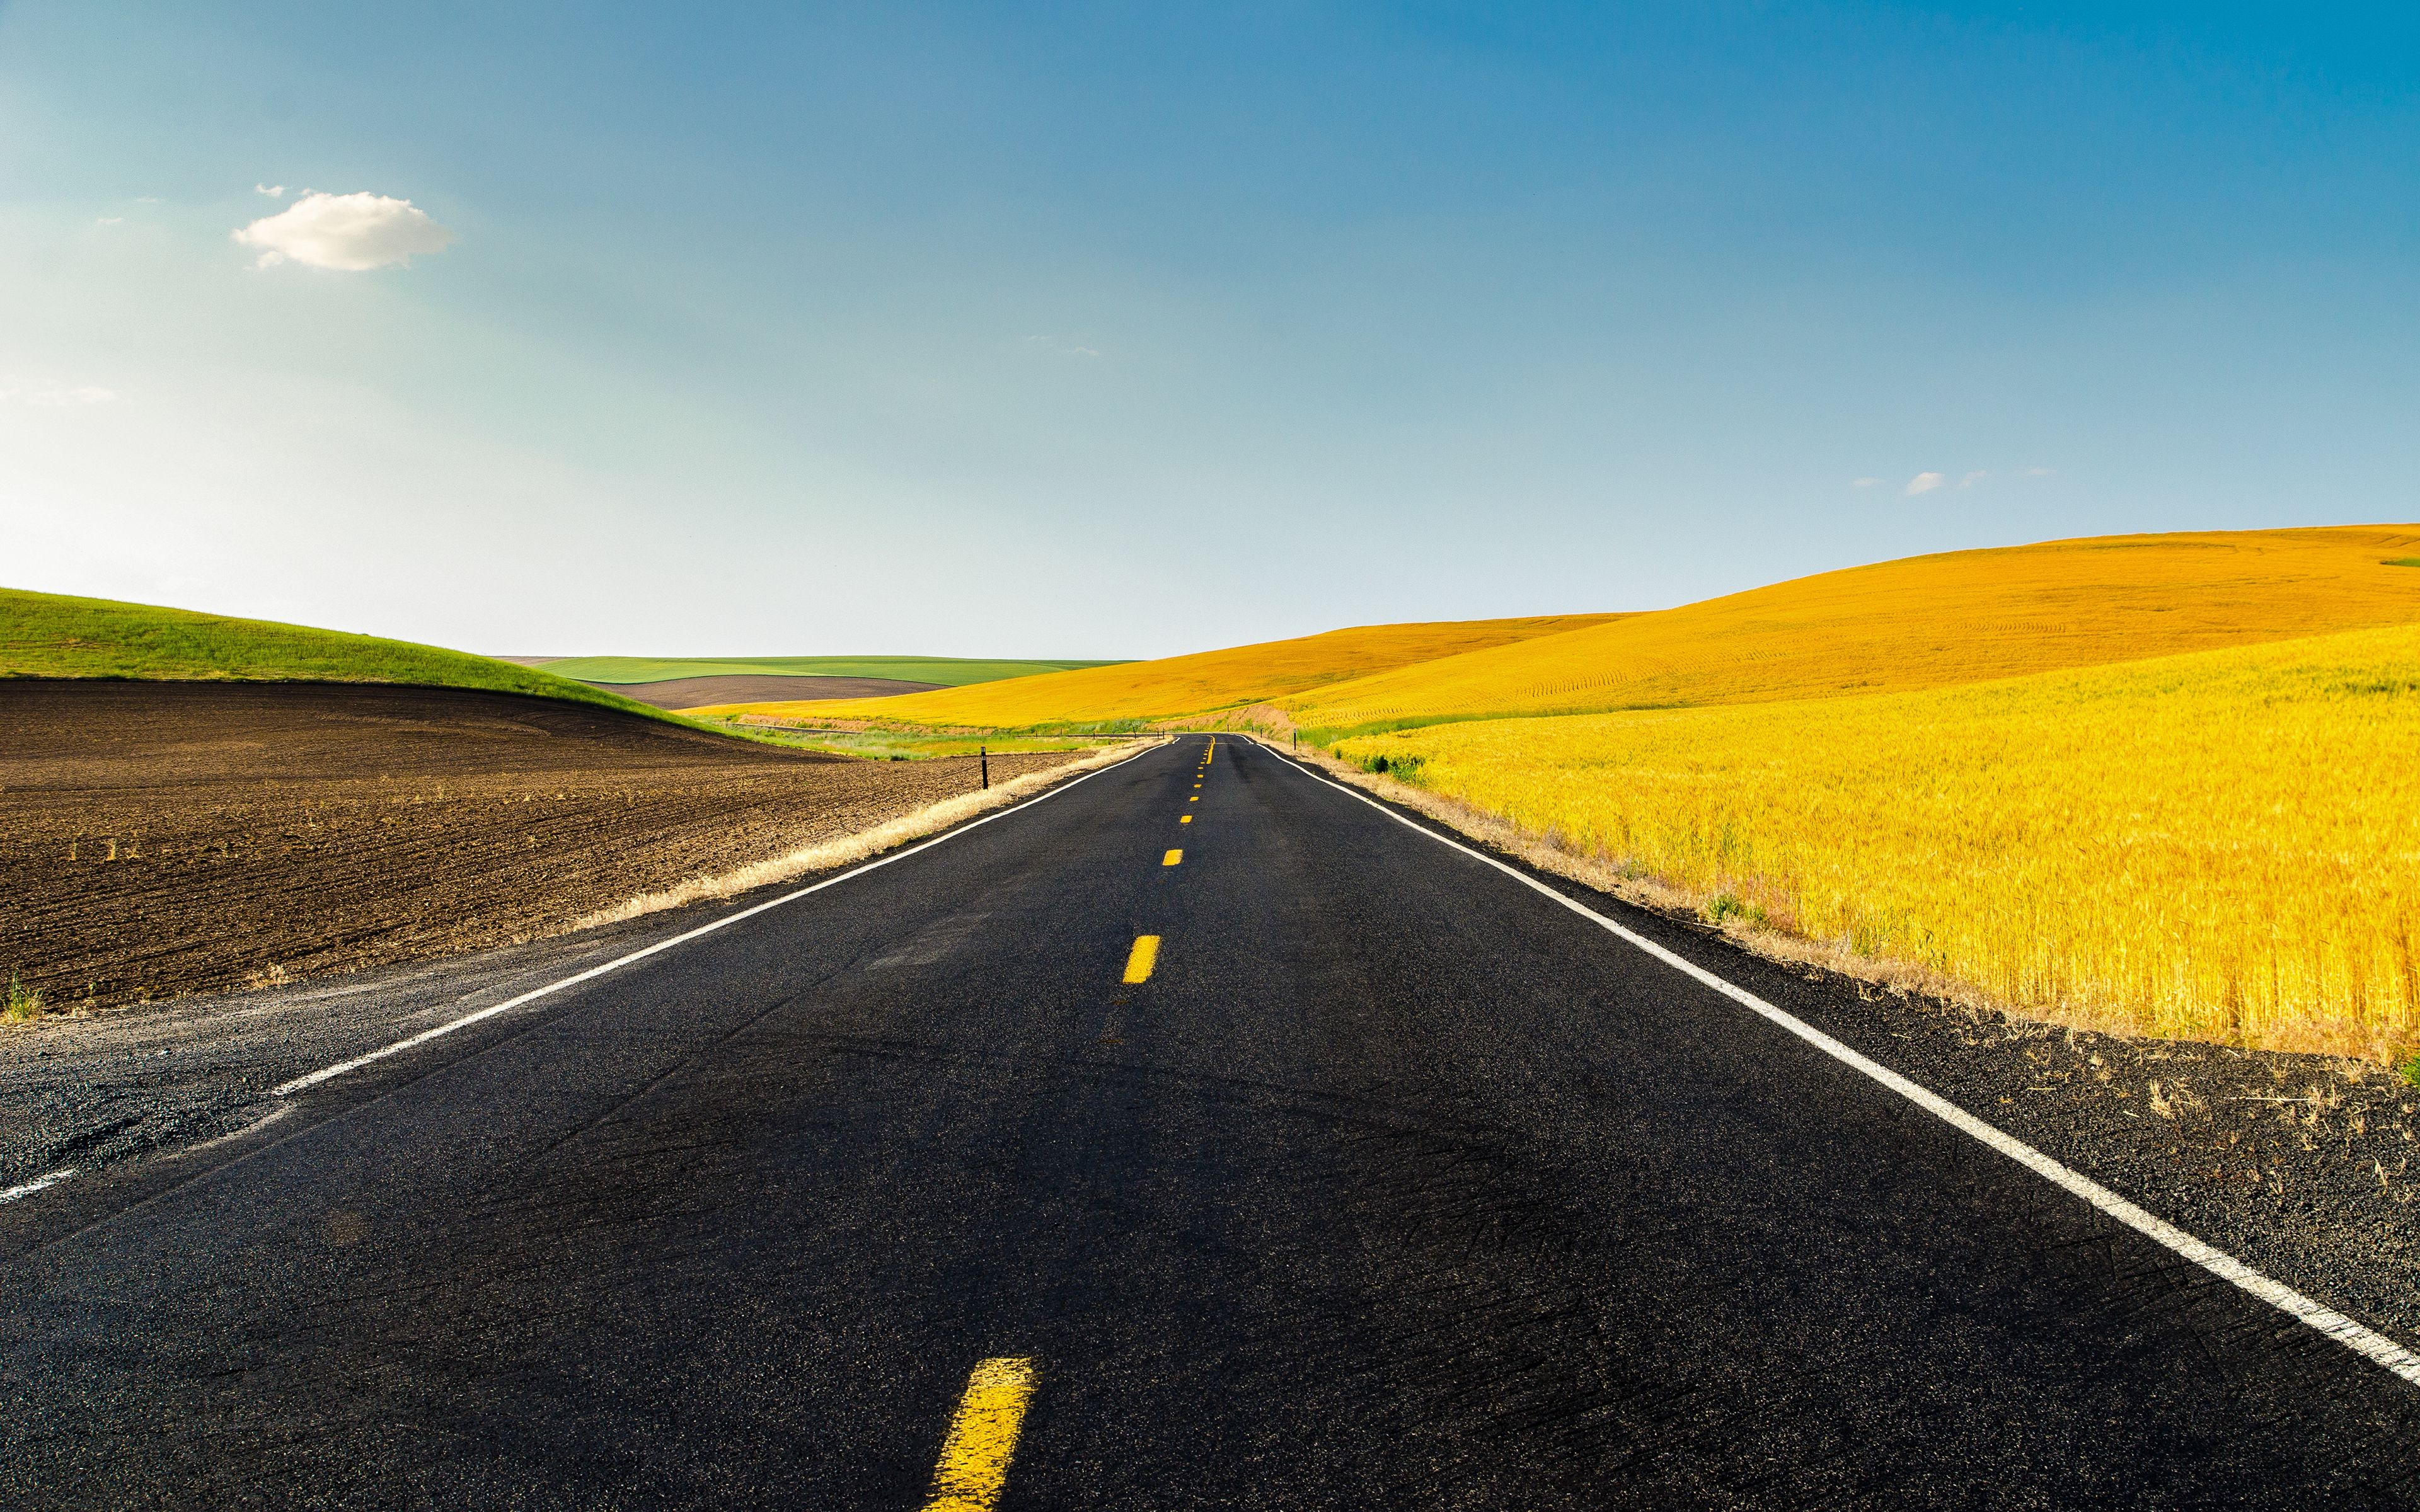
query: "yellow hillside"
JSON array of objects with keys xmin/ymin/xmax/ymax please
[
  {"xmin": 693, "ymin": 614, "xmax": 1622, "ymax": 726},
  {"xmin": 1291, "ymin": 525, "xmax": 2420, "ymax": 732},
  {"xmin": 1335, "ymin": 621, "xmax": 2420, "ymax": 1059}
]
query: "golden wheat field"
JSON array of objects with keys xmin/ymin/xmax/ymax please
[
  {"xmin": 1336, "ymin": 622, "xmax": 2420, "ymax": 1059},
  {"xmin": 696, "ymin": 613, "xmax": 1620, "ymax": 727},
  {"xmin": 1291, "ymin": 525, "xmax": 2420, "ymax": 733}
]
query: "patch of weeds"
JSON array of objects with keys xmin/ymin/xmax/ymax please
[
  {"xmin": 1359, "ymin": 751, "xmax": 1427, "ymax": 783},
  {"xmin": 2399, "ymin": 1051, "xmax": 2420, "ymax": 1088},
  {"xmin": 2384, "ymin": 558, "xmax": 2420, "ymax": 569},
  {"xmin": 1705, "ymin": 893, "xmax": 1762, "ymax": 927},
  {"xmin": 4, "ymin": 972, "xmax": 42, "ymax": 1023}
]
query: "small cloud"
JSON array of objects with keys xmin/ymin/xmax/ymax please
[
  {"xmin": 95, "ymin": 216, "xmax": 124, "ymax": 226},
  {"xmin": 1852, "ymin": 477, "xmax": 1883, "ymax": 488},
  {"xmin": 135, "ymin": 196, "xmax": 161, "ymax": 203},
  {"xmin": 233, "ymin": 190, "xmax": 454, "ymax": 271},
  {"xmin": 2022, "ymin": 466, "xmax": 2054, "ymax": 477},
  {"xmin": 255, "ymin": 183, "xmax": 287, "ymax": 197},
  {"xmin": 1958, "ymin": 470, "xmax": 1987, "ymax": 488},
  {"xmin": 0, "ymin": 382, "xmax": 119, "ymax": 406},
  {"xmin": 1905, "ymin": 471, "xmax": 1946, "ymax": 496}
]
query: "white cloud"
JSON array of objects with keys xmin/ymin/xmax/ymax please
[
  {"xmin": 1, "ymin": 382, "xmax": 119, "ymax": 406},
  {"xmin": 233, "ymin": 191, "xmax": 453, "ymax": 271},
  {"xmin": 1852, "ymin": 476, "xmax": 1882, "ymax": 488},
  {"xmin": 255, "ymin": 183, "xmax": 286, "ymax": 197},
  {"xmin": 1905, "ymin": 471, "xmax": 1945, "ymax": 495},
  {"xmin": 95, "ymin": 216, "xmax": 124, "ymax": 226},
  {"xmin": 1958, "ymin": 470, "xmax": 1987, "ymax": 488},
  {"xmin": 2022, "ymin": 466, "xmax": 2054, "ymax": 477}
]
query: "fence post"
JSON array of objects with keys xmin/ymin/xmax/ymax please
[{"xmin": 980, "ymin": 745, "xmax": 989, "ymax": 789}]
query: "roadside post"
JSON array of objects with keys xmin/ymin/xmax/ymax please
[{"xmin": 981, "ymin": 746, "xmax": 989, "ymax": 789}]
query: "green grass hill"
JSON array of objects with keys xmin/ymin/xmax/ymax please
[{"xmin": 1, "ymin": 586, "xmax": 678, "ymax": 722}]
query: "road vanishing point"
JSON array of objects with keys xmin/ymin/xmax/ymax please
[{"xmin": 4, "ymin": 735, "xmax": 2417, "ymax": 1508}]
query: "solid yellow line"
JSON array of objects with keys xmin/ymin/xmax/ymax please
[
  {"xmin": 1163, "ymin": 849, "xmax": 1183, "ymax": 866},
  {"xmin": 1123, "ymin": 934, "xmax": 1161, "ymax": 983},
  {"xmin": 919, "ymin": 1358, "xmax": 1039, "ymax": 1512}
]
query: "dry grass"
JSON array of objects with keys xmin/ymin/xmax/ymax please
[
  {"xmin": 558, "ymin": 738, "xmax": 1160, "ymax": 932},
  {"xmin": 1290, "ymin": 525, "xmax": 2420, "ymax": 732},
  {"xmin": 1332, "ymin": 624, "xmax": 2420, "ymax": 1060},
  {"xmin": 702, "ymin": 614, "xmax": 1623, "ymax": 728}
]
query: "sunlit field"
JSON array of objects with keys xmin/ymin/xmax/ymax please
[
  {"xmin": 1335, "ymin": 623, "xmax": 2420, "ymax": 1059},
  {"xmin": 1291, "ymin": 526, "xmax": 2420, "ymax": 736},
  {"xmin": 703, "ymin": 614, "xmax": 1622, "ymax": 728}
]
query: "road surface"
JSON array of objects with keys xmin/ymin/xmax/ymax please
[{"xmin": 3, "ymin": 735, "xmax": 2415, "ymax": 1508}]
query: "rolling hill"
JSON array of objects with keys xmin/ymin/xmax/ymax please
[
  {"xmin": 693, "ymin": 614, "xmax": 1625, "ymax": 728},
  {"xmin": 1, "ymin": 587, "xmax": 679, "ymax": 723},
  {"xmin": 533, "ymin": 655, "xmax": 1124, "ymax": 687},
  {"xmin": 1288, "ymin": 525, "xmax": 2420, "ymax": 736}
]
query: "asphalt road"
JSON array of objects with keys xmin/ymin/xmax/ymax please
[{"xmin": 4, "ymin": 735, "xmax": 2416, "ymax": 1508}]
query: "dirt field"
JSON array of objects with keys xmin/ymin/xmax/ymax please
[
  {"xmin": 592, "ymin": 673, "xmax": 946, "ymax": 708},
  {"xmin": 0, "ymin": 680, "xmax": 1083, "ymax": 1011}
]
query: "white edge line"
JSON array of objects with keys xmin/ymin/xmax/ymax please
[
  {"xmin": 0, "ymin": 1168, "xmax": 78, "ymax": 1205},
  {"xmin": 271, "ymin": 739, "xmax": 1167, "ymax": 1098},
  {"xmin": 1247, "ymin": 737, "xmax": 2420, "ymax": 1389}
]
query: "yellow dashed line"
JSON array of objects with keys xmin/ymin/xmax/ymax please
[
  {"xmin": 919, "ymin": 1358, "xmax": 1039, "ymax": 1512},
  {"xmin": 1163, "ymin": 849, "xmax": 1183, "ymax": 866},
  {"xmin": 1124, "ymin": 935, "xmax": 1161, "ymax": 983},
  {"xmin": 1189, "ymin": 796, "xmax": 1199, "ymax": 803},
  {"xmin": 1180, "ymin": 815, "xmax": 1191, "ymax": 824}
]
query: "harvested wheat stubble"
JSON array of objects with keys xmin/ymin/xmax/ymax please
[{"xmin": 0, "ymin": 680, "xmax": 1086, "ymax": 1011}]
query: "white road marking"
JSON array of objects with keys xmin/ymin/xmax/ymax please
[
  {"xmin": 1253, "ymin": 739, "xmax": 2420, "ymax": 1389},
  {"xmin": 274, "ymin": 741, "xmax": 1165, "ymax": 1098},
  {"xmin": 0, "ymin": 1168, "xmax": 78, "ymax": 1206}
]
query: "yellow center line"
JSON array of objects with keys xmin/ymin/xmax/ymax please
[
  {"xmin": 919, "ymin": 1358, "xmax": 1039, "ymax": 1512},
  {"xmin": 1180, "ymin": 815, "xmax": 1191, "ymax": 823},
  {"xmin": 1163, "ymin": 849, "xmax": 1183, "ymax": 866},
  {"xmin": 1188, "ymin": 796, "xmax": 1199, "ymax": 802},
  {"xmin": 1123, "ymin": 934, "xmax": 1161, "ymax": 982}
]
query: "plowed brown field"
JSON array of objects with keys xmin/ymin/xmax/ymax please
[{"xmin": 0, "ymin": 681, "xmax": 1083, "ymax": 1011}]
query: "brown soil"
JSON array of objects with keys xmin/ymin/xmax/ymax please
[
  {"xmin": 0, "ymin": 680, "xmax": 1080, "ymax": 1011},
  {"xmin": 594, "ymin": 673, "xmax": 947, "ymax": 709}
]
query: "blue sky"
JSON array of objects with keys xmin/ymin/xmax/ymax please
[{"xmin": 3, "ymin": 3, "xmax": 2416, "ymax": 658}]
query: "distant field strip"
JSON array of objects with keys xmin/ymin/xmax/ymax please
[
  {"xmin": 729, "ymin": 614, "xmax": 1624, "ymax": 728},
  {"xmin": 1291, "ymin": 526, "xmax": 2420, "ymax": 734},
  {"xmin": 539, "ymin": 655, "xmax": 1121, "ymax": 687},
  {"xmin": 1336, "ymin": 624, "xmax": 2420, "ymax": 1058}
]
